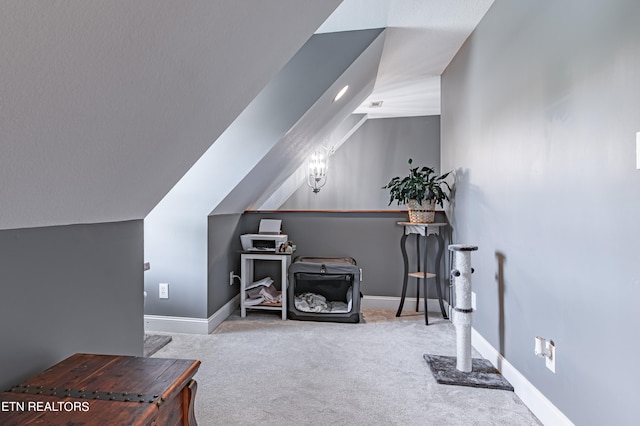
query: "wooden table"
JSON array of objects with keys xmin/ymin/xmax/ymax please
[{"xmin": 0, "ymin": 353, "xmax": 200, "ymax": 425}]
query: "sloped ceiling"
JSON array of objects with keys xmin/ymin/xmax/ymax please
[
  {"xmin": 0, "ymin": 0, "xmax": 341, "ymax": 230},
  {"xmin": 318, "ymin": 0, "xmax": 494, "ymax": 118},
  {"xmin": 146, "ymin": 28, "xmax": 383, "ymax": 222},
  {"xmin": 245, "ymin": 0, "xmax": 495, "ymax": 210},
  {"xmin": 254, "ymin": 113, "xmax": 368, "ymax": 211},
  {"xmin": 1, "ymin": 0, "xmax": 496, "ymax": 231},
  {"xmin": 212, "ymin": 32, "xmax": 385, "ymax": 215}
]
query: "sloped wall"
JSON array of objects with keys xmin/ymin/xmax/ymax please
[{"xmin": 0, "ymin": 0, "xmax": 341, "ymax": 231}]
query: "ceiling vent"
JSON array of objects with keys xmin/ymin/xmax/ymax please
[{"xmin": 369, "ymin": 100, "xmax": 383, "ymax": 108}]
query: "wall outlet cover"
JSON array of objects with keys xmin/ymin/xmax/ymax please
[
  {"xmin": 546, "ymin": 341, "xmax": 556, "ymax": 373},
  {"xmin": 159, "ymin": 283, "xmax": 169, "ymax": 299}
]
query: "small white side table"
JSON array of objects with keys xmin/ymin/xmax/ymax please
[{"xmin": 240, "ymin": 252, "xmax": 292, "ymax": 320}]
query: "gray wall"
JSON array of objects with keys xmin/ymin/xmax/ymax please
[
  {"xmin": 206, "ymin": 117, "xmax": 446, "ymax": 315},
  {"xmin": 239, "ymin": 211, "xmax": 449, "ymax": 300},
  {"xmin": 0, "ymin": 220, "xmax": 144, "ymax": 390},
  {"xmin": 441, "ymin": 1, "xmax": 640, "ymax": 424},
  {"xmin": 208, "ymin": 214, "xmax": 243, "ymax": 316},
  {"xmin": 282, "ymin": 116, "xmax": 442, "ymax": 209}
]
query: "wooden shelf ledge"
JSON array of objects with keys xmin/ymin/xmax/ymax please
[{"xmin": 408, "ymin": 272, "xmax": 436, "ymax": 279}]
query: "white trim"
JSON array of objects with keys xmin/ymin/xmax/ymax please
[
  {"xmin": 364, "ymin": 296, "xmax": 572, "ymax": 425},
  {"xmin": 145, "ymin": 294, "xmax": 432, "ymax": 333},
  {"xmin": 144, "ymin": 314, "xmax": 208, "ymax": 334},
  {"xmin": 362, "ymin": 295, "xmax": 450, "ymax": 313},
  {"xmin": 471, "ymin": 328, "xmax": 574, "ymax": 426},
  {"xmin": 207, "ymin": 294, "xmax": 241, "ymax": 333},
  {"xmin": 144, "ymin": 295, "xmax": 240, "ymax": 335}
]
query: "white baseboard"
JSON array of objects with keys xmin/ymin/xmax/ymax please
[
  {"xmin": 362, "ymin": 295, "xmax": 450, "ymax": 314},
  {"xmin": 144, "ymin": 295, "xmax": 435, "ymax": 333},
  {"xmin": 144, "ymin": 295, "xmax": 239, "ymax": 335},
  {"xmin": 206, "ymin": 294, "xmax": 240, "ymax": 333},
  {"xmin": 364, "ymin": 296, "xmax": 572, "ymax": 425},
  {"xmin": 144, "ymin": 314, "xmax": 209, "ymax": 334},
  {"xmin": 471, "ymin": 328, "xmax": 573, "ymax": 426}
]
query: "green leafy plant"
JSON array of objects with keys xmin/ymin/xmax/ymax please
[{"xmin": 382, "ymin": 158, "xmax": 452, "ymax": 207}]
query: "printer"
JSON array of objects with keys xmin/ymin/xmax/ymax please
[{"xmin": 240, "ymin": 219, "xmax": 288, "ymax": 251}]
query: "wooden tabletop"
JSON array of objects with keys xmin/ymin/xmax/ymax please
[
  {"xmin": 0, "ymin": 353, "xmax": 200, "ymax": 425},
  {"xmin": 397, "ymin": 222, "xmax": 447, "ymax": 226}
]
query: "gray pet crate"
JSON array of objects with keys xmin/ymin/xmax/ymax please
[{"xmin": 288, "ymin": 257, "xmax": 362, "ymax": 323}]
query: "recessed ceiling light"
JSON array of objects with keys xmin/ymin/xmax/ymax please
[
  {"xmin": 369, "ymin": 100, "xmax": 383, "ymax": 108},
  {"xmin": 334, "ymin": 85, "xmax": 349, "ymax": 102}
]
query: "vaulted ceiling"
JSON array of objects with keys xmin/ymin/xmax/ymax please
[
  {"xmin": 321, "ymin": 0, "xmax": 494, "ymax": 118},
  {"xmin": 0, "ymin": 0, "xmax": 493, "ymax": 231}
]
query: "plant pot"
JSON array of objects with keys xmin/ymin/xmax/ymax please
[{"xmin": 407, "ymin": 199, "xmax": 436, "ymax": 223}]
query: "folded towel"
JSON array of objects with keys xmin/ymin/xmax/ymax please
[
  {"xmin": 245, "ymin": 277, "xmax": 274, "ymax": 290},
  {"xmin": 259, "ymin": 285, "xmax": 281, "ymax": 303}
]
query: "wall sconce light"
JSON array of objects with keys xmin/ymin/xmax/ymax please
[{"xmin": 306, "ymin": 150, "xmax": 328, "ymax": 194}]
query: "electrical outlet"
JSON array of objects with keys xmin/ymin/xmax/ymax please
[
  {"xmin": 159, "ymin": 283, "xmax": 169, "ymax": 299},
  {"xmin": 471, "ymin": 292, "xmax": 477, "ymax": 310},
  {"xmin": 546, "ymin": 341, "xmax": 556, "ymax": 373}
]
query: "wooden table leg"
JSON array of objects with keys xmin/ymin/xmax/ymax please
[
  {"xmin": 396, "ymin": 231, "xmax": 409, "ymax": 317},
  {"xmin": 186, "ymin": 379, "xmax": 198, "ymax": 426}
]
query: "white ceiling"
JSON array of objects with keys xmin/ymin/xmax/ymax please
[
  {"xmin": 317, "ymin": 0, "xmax": 494, "ymax": 118},
  {"xmin": 213, "ymin": 31, "xmax": 385, "ymax": 215}
]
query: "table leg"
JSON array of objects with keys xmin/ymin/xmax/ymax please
[
  {"xmin": 434, "ymin": 233, "xmax": 449, "ymax": 319},
  {"xmin": 240, "ymin": 256, "xmax": 247, "ymax": 318},
  {"xmin": 280, "ymin": 257, "xmax": 288, "ymax": 320},
  {"xmin": 423, "ymin": 273, "xmax": 429, "ymax": 325},
  {"xmin": 423, "ymin": 233, "xmax": 429, "ymax": 325},
  {"xmin": 186, "ymin": 379, "xmax": 198, "ymax": 426},
  {"xmin": 396, "ymin": 231, "xmax": 409, "ymax": 317},
  {"xmin": 416, "ymin": 234, "xmax": 421, "ymax": 312}
]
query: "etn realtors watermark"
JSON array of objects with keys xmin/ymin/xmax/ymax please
[{"xmin": 2, "ymin": 400, "xmax": 90, "ymax": 412}]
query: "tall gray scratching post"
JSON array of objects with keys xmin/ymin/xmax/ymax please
[
  {"xmin": 423, "ymin": 244, "xmax": 513, "ymax": 390},
  {"xmin": 450, "ymin": 244, "xmax": 477, "ymax": 372}
]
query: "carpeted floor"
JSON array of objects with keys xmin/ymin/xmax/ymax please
[{"xmin": 152, "ymin": 308, "xmax": 541, "ymax": 426}]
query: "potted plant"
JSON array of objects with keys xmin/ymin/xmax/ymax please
[{"xmin": 382, "ymin": 158, "xmax": 451, "ymax": 223}]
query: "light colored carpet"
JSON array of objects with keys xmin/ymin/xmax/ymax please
[{"xmin": 152, "ymin": 308, "xmax": 541, "ymax": 426}]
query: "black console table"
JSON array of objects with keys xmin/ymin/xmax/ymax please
[{"xmin": 396, "ymin": 222, "xmax": 449, "ymax": 325}]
